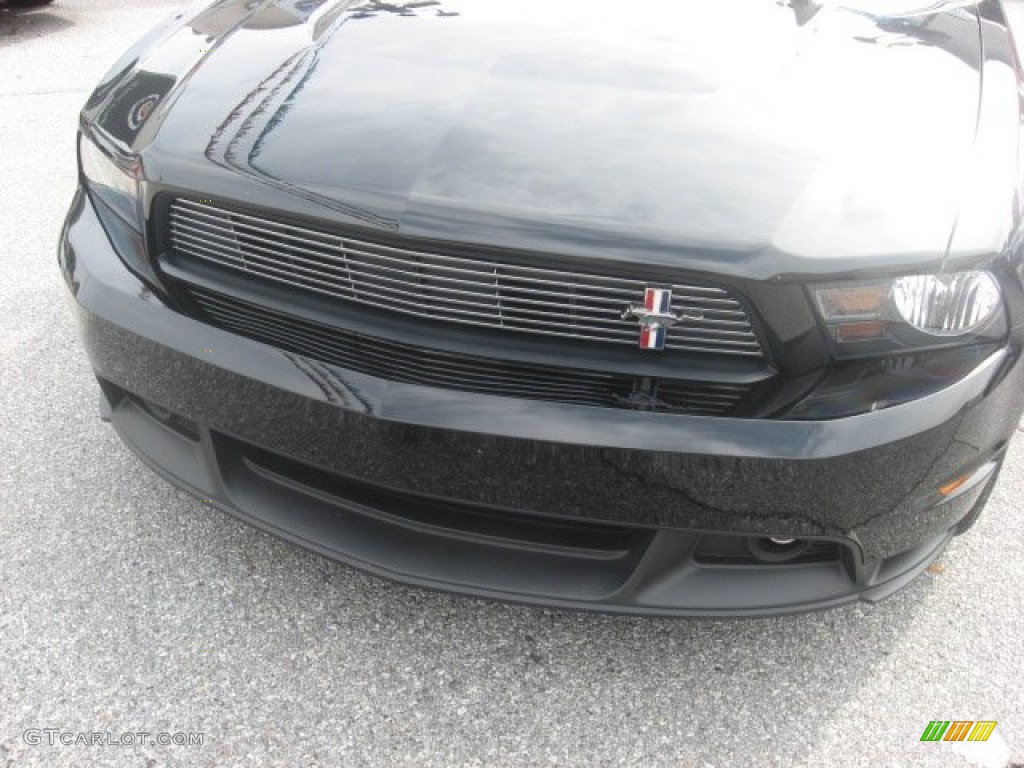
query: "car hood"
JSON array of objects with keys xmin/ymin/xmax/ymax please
[{"xmin": 84, "ymin": 0, "xmax": 995, "ymax": 279}]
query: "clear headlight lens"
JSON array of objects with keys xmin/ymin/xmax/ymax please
[
  {"xmin": 812, "ymin": 271, "xmax": 1004, "ymax": 354},
  {"xmin": 891, "ymin": 273, "xmax": 1001, "ymax": 336},
  {"xmin": 79, "ymin": 131, "xmax": 141, "ymax": 226}
]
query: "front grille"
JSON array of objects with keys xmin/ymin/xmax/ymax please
[
  {"xmin": 186, "ymin": 286, "xmax": 755, "ymax": 415},
  {"xmin": 166, "ymin": 198, "xmax": 764, "ymax": 357}
]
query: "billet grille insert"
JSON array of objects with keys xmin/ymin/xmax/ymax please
[{"xmin": 165, "ymin": 198, "xmax": 764, "ymax": 358}]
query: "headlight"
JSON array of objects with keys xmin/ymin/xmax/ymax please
[
  {"xmin": 79, "ymin": 130, "xmax": 142, "ymax": 227},
  {"xmin": 891, "ymin": 273, "xmax": 1001, "ymax": 335},
  {"xmin": 812, "ymin": 271, "xmax": 1005, "ymax": 355},
  {"xmin": 788, "ymin": 270, "xmax": 1008, "ymax": 419},
  {"xmin": 79, "ymin": 128, "xmax": 157, "ymax": 285}
]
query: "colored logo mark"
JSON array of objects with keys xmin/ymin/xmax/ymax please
[{"xmin": 920, "ymin": 721, "xmax": 997, "ymax": 742}]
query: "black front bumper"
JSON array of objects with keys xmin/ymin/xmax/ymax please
[{"xmin": 61, "ymin": 190, "xmax": 1024, "ymax": 616}]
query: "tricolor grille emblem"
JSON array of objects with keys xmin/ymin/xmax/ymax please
[{"xmin": 622, "ymin": 287, "xmax": 704, "ymax": 351}]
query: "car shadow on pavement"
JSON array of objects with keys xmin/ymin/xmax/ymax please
[{"xmin": 0, "ymin": 7, "xmax": 73, "ymax": 43}]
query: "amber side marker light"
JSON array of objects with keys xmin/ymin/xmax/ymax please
[
  {"xmin": 936, "ymin": 460, "xmax": 1000, "ymax": 500},
  {"xmin": 938, "ymin": 475, "xmax": 971, "ymax": 497}
]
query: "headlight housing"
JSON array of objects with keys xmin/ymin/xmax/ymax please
[
  {"xmin": 784, "ymin": 344, "xmax": 1000, "ymax": 420},
  {"xmin": 78, "ymin": 128, "xmax": 158, "ymax": 285},
  {"xmin": 785, "ymin": 271, "xmax": 1008, "ymax": 420},
  {"xmin": 79, "ymin": 130, "xmax": 142, "ymax": 228},
  {"xmin": 812, "ymin": 271, "xmax": 1005, "ymax": 356}
]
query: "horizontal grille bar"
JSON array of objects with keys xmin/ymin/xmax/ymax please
[
  {"xmin": 165, "ymin": 198, "xmax": 765, "ymax": 358},
  {"xmin": 185, "ymin": 285, "xmax": 753, "ymax": 415}
]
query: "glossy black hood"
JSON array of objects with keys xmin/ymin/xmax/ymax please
[{"xmin": 83, "ymin": 0, "xmax": 1017, "ymax": 279}]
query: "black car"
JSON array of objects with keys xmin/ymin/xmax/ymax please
[{"xmin": 61, "ymin": 0, "xmax": 1024, "ymax": 616}]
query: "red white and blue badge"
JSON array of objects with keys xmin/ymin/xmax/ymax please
[
  {"xmin": 639, "ymin": 323, "xmax": 668, "ymax": 350},
  {"xmin": 644, "ymin": 287, "xmax": 672, "ymax": 315},
  {"xmin": 630, "ymin": 286, "xmax": 671, "ymax": 350},
  {"xmin": 622, "ymin": 286, "xmax": 702, "ymax": 351},
  {"xmin": 638, "ymin": 288, "xmax": 671, "ymax": 350}
]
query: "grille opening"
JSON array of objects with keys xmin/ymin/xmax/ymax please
[
  {"xmin": 182, "ymin": 284, "xmax": 756, "ymax": 415},
  {"xmin": 231, "ymin": 436, "xmax": 653, "ymax": 557},
  {"xmin": 98, "ymin": 378, "xmax": 201, "ymax": 441},
  {"xmin": 134, "ymin": 396, "xmax": 201, "ymax": 441},
  {"xmin": 162, "ymin": 196, "xmax": 766, "ymax": 358}
]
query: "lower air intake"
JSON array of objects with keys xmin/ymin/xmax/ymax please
[{"xmin": 185, "ymin": 285, "xmax": 754, "ymax": 415}]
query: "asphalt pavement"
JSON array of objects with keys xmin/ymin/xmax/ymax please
[{"xmin": 1, "ymin": 2, "xmax": 1022, "ymax": 767}]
